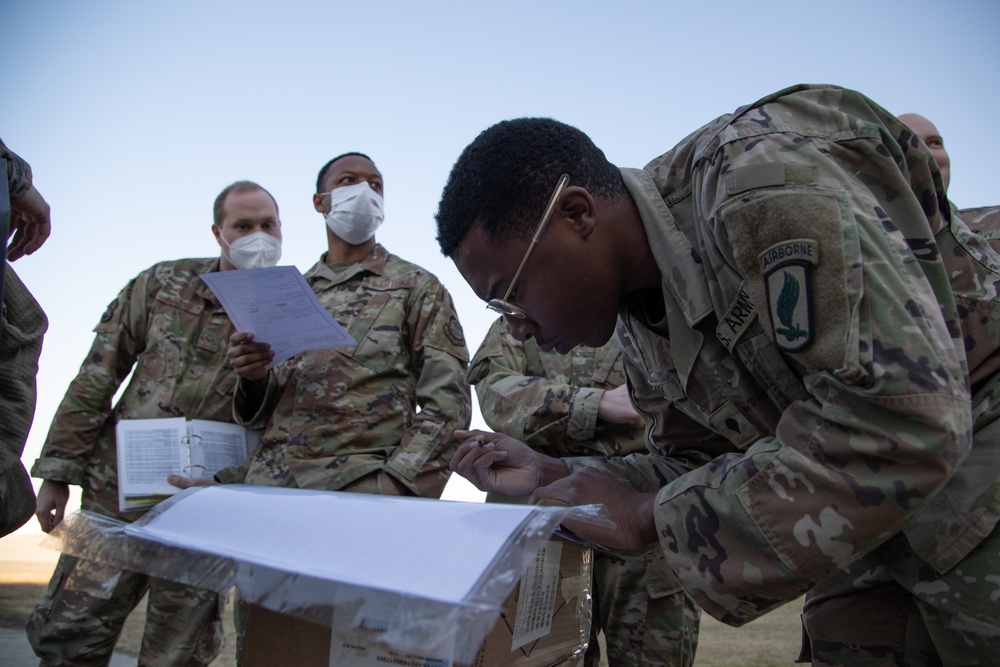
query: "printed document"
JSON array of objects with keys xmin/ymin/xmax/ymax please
[{"xmin": 200, "ymin": 265, "xmax": 355, "ymax": 368}]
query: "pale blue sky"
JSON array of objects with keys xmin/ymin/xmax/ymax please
[{"xmin": 3, "ymin": 1, "xmax": 998, "ymax": 531}]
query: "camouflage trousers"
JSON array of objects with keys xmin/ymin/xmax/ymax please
[
  {"xmin": 798, "ymin": 523, "xmax": 1000, "ymax": 666},
  {"xmin": 26, "ymin": 554, "xmax": 225, "ymax": 667},
  {"xmin": 586, "ymin": 549, "xmax": 701, "ymax": 667}
]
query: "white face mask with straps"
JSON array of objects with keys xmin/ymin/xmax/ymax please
[
  {"xmin": 322, "ymin": 182, "xmax": 385, "ymax": 245},
  {"xmin": 221, "ymin": 231, "xmax": 282, "ymax": 269}
]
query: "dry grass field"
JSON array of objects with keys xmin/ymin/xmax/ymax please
[{"xmin": 1, "ymin": 534, "xmax": 801, "ymax": 666}]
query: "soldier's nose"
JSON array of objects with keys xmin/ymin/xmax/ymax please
[{"xmin": 506, "ymin": 316, "xmax": 537, "ymax": 342}]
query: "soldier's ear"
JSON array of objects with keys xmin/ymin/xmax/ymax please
[{"xmin": 557, "ymin": 186, "xmax": 596, "ymax": 240}]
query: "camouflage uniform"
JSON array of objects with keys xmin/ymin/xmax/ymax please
[
  {"xmin": 0, "ymin": 139, "xmax": 47, "ymax": 537},
  {"xmin": 559, "ymin": 85, "xmax": 1000, "ymax": 664},
  {"xmin": 469, "ymin": 317, "xmax": 699, "ymax": 667},
  {"xmin": 218, "ymin": 244, "xmax": 472, "ymax": 497},
  {"xmin": 217, "ymin": 245, "xmax": 470, "ymax": 659},
  {"xmin": 959, "ymin": 204, "xmax": 1000, "ymax": 239},
  {"xmin": 27, "ymin": 258, "xmax": 237, "ymax": 667}
]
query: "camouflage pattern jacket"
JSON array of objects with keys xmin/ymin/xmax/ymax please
[
  {"xmin": 31, "ymin": 258, "xmax": 238, "ymax": 521},
  {"xmin": 959, "ymin": 204, "xmax": 1000, "ymax": 239},
  {"xmin": 564, "ymin": 84, "xmax": 1000, "ymax": 624},
  {"xmin": 225, "ymin": 244, "xmax": 471, "ymax": 498},
  {"xmin": 469, "ymin": 316, "xmax": 645, "ymax": 459}
]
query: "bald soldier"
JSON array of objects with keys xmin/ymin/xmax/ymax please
[
  {"xmin": 436, "ymin": 85, "xmax": 1000, "ymax": 665},
  {"xmin": 897, "ymin": 112, "xmax": 1000, "ymax": 238}
]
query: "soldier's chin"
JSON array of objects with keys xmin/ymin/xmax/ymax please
[{"xmin": 583, "ymin": 321, "xmax": 618, "ymax": 348}]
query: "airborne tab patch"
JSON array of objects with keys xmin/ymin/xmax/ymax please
[{"xmin": 759, "ymin": 239, "xmax": 817, "ymax": 353}]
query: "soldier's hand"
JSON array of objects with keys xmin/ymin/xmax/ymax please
[
  {"xmin": 35, "ymin": 480, "xmax": 70, "ymax": 533},
  {"xmin": 532, "ymin": 467, "xmax": 658, "ymax": 551},
  {"xmin": 228, "ymin": 331, "xmax": 273, "ymax": 382},
  {"xmin": 167, "ymin": 475, "xmax": 218, "ymax": 489},
  {"xmin": 450, "ymin": 429, "xmax": 568, "ymax": 497},
  {"xmin": 7, "ymin": 184, "xmax": 52, "ymax": 261},
  {"xmin": 597, "ymin": 385, "xmax": 644, "ymax": 429}
]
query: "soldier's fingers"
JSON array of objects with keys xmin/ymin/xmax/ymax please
[
  {"xmin": 471, "ymin": 447, "xmax": 507, "ymax": 475},
  {"xmin": 230, "ymin": 343, "xmax": 268, "ymax": 359},
  {"xmin": 532, "ymin": 493, "xmax": 570, "ymax": 508},
  {"xmin": 229, "ymin": 331, "xmax": 254, "ymax": 345},
  {"xmin": 454, "ymin": 429, "xmax": 490, "ymax": 442},
  {"xmin": 531, "ymin": 482, "xmax": 564, "ymax": 504},
  {"xmin": 450, "ymin": 435, "xmax": 485, "ymax": 462},
  {"xmin": 232, "ymin": 351, "xmax": 272, "ymax": 370},
  {"xmin": 450, "ymin": 441, "xmax": 482, "ymax": 472},
  {"xmin": 450, "ymin": 440, "xmax": 497, "ymax": 474}
]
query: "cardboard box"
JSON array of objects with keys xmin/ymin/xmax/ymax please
[{"xmin": 243, "ymin": 537, "xmax": 591, "ymax": 667}]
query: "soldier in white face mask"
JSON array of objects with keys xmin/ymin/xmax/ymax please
[
  {"xmin": 28, "ymin": 180, "xmax": 283, "ymax": 666},
  {"xmin": 210, "ymin": 154, "xmax": 471, "ymax": 656},
  {"xmin": 212, "ymin": 181, "xmax": 283, "ymax": 269}
]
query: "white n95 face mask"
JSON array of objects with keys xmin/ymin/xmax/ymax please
[
  {"xmin": 323, "ymin": 182, "xmax": 385, "ymax": 245},
  {"xmin": 223, "ymin": 231, "xmax": 282, "ymax": 270}
]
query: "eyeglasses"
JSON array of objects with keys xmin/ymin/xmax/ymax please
[{"xmin": 486, "ymin": 174, "xmax": 570, "ymax": 319}]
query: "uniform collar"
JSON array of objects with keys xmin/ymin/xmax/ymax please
[
  {"xmin": 195, "ymin": 257, "xmax": 224, "ymax": 304},
  {"xmin": 619, "ymin": 167, "xmax": 714, "ymax": 327},
  {"xmin": 306, "ymin": 243, "xmax": 389, "ymax": 285}
]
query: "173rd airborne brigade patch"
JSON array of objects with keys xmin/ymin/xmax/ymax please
[{"xmin": 760, "ymin": 239, "xmax": 816, "ymax": 352}]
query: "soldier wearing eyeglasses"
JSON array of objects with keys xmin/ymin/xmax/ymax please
[{"xmin": 435, "ymin": 85, "xmax": 1000, "ymax": 665}]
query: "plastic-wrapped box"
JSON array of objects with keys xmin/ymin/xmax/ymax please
[
  {"xmin": 47, "ymin": 485, "xmax": 600, "ymax": 665},
  {"xmin": 244, "ymin": 535, "xmax": 591, "ymax": 666}
]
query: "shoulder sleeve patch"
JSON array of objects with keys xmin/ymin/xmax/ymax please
[
  {"xmin": 760, "ymin": 240, "xmax": 818, "ymax": 353},
  {"xmin": 720, "ymin": 190, "xmax": 850, "ymax": 372},
  {"xmin": 99, "ymin": 298, "xmax": 119, "ymax": 324},
  {"xmin": 444, "ymin": 316, "xmax": 465, "ymax": 347}
]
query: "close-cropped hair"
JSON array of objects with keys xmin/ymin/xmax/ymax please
[
  {"xmin": 435, "ymin": 117, "xmax": 624, "ymax": 257},
  {"xmin": 213, "ymin": 181, "xmax": 279, "ymax": 227},
  {"xmin": 315, "ymin": 152, "xmax": 375, "ymax": 193}
]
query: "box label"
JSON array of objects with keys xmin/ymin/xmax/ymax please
[{"xmin": 511, "ymin": 540, "xmax": 562, "ymax": 650}]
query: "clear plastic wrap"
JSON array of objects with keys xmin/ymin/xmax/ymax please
[{"xmin": 46, "ymin": 485, "xmax": 605, "ymax": 664}]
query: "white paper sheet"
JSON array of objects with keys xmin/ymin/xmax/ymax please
[
  {"xmin": 199, "ymin": 266, "xmax": 355, "ymax": 367},
  {"xmin": 126, "ymin": 485, "xmax": 538, "ymax": 604}
]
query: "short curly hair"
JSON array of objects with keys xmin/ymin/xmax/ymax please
[{"xmin": 435, "ymin": 117, "xmax": 624, "ymax": 257}]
